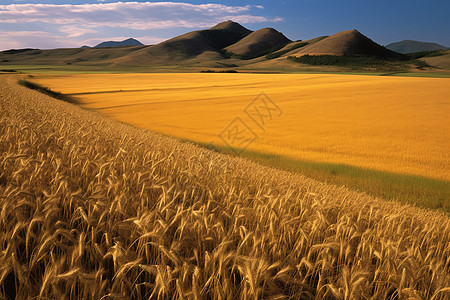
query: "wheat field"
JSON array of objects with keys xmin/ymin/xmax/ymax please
[
  {"xmin": 1, "ymin": 74, "xmax": 449, "ymax": 299},
  {"xmin": 32, "ymin": 73, "xmax": 450, "ymax": 182}
]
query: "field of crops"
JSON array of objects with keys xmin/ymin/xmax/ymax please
[
  {"xmin": 31, "ymin": 73, "xmax": 450, "ymax": 210},
  {"xmin": 1, "ymin": 74, "xmax": 449, "ymax": 298},
  {"xmin": 32, "ymin": 73, "xmax": 450, "ymax": 181}
]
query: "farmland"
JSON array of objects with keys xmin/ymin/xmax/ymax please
[
  {"xmin": 1, "ymin": 74, "xmax": 449, "ymax": 299},
  {"xmin": 31, "ymin": 73, "xmax": 450, "ymax": 210}
]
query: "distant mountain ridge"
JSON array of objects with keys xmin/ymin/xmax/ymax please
[
  {"xmin": 290, "ymin": 30, "xmax": 400, "ymax": 58},
  {"xmin": 386, "ymin": 40, "xmax": 448, "ymax": 54},
  {"xmin": 93, "ymin": 38, "xmax": 143, "ymax": 48}
]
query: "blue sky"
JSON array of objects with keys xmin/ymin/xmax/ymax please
[{"xmin": 1, "ymin": 0, "xmax": 449, "ymax": 50}]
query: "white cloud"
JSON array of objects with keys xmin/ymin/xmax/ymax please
[{"xmin": 0, "ymin": 2, "xmax": 283, "ymax": 50}]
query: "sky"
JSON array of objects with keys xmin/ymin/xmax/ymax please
[{"xmin": 0, "ymin": 0, "xmax": 449, "ymax": 50}]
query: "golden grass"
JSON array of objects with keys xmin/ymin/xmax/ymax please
[
  {"xmin": 422, "ymin": 52, "xmax": 450, "ymax": 70},
  {"xmin": 33, "ymin": 73, "xmax": 450, "ymax": 182},
  {"xmin": 1, "ymin": 74, "xmax": 449, "ymax": 298}
]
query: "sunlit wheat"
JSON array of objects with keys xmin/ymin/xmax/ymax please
[{"xmin": 0, "ymin": 75, "xmax": 449, "ymax": 299}]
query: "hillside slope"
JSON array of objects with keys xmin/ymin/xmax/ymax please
[
  {"xmin": 123, "ymin": 20, "xmax": 253, "ymax": 64},
  {"xmin": 291, "ymin": 30, "xmax": 400, "ymax": 58},
  {"xmin": 0, "ymin": 74, "xmax": 449, "ymax": 298},
  {"xmin": 225, "ymin": 28, "xmax": 291, "ymax": 59},
  {"xmin": 277, "ymin": 36, "xmax": 328, "ymax": 54},
  {"xmin": 421, "ymin": 51, "xmax": 450, "ymax": 69},
  {"xmin": 0, "ymin": 46, "xmax": 146, "ymax": 66}
]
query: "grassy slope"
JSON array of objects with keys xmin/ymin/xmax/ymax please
[
  {"xmin": 289, "ymin": 30, "xmax": 400, "ymax": 58},
  {"xmin": 422, "ymin": 52, "xmax": 450, "ymax": 69},
  {"xmin": 225, "ymin": 28, "xmax": 291, "ymax": 59},
  {"xmin": 265, "ymin": 36, "xmax": 329, "ymax": 60},
  {"xmin": 31, "ymin": 73, "xmax": 450, "ymax": 183},
  {"xmin": 286, "ymin": 50, "xmax": 450, "ymax": 73},
  {"xmin": 186, "ymin": 140, "xmax": 450, "ymax": 213},
  {"xmin": 287, "ymin": 54, "xmax": 432, "ymax": 72},
  {"xmin": 0, "ymin": 46, "xmax": 146, "ymax": 66}
]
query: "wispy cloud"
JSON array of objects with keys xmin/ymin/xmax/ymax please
[
  {"xmin": 59, "ymin": 25, "xmax": 98, "ymax": 38},
  {"xmin": 0, "ymin": 2, "xmax": 280, "ymax": 29},
  {"xmin": 0, "ymin": 31, "xmax": 70, "ymax": 49},
  {"xmin": 0, "ymin": 1, "xmax": 282, "ymax": 50}
]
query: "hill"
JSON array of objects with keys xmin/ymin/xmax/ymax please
[
  {"xmin": 386, "ymin": 40, "xmax": 448, "ymax": 54},
  {"xmin": 265, "ymin": 36, "xmax": 329, "ymax": 60},
  {"xmin": 210, "ymin": 20, "xmax": 253, "ymax": 37},
  {"xmin": 0, "ymin": 21, "xmax": 253, "ymax": 66},
  {"xmin": 290, "ymin": 30, "xmax": 400, "ymax": 58},
  {"xmin": 94, "ymin": 38, "xmax": 143, "ymax": 48},
  {"xmin": 123, "ymin": 20, "xmax": 253, "ymax": 64},
  {"xmin": 421, "ymin": 50, "xmax": 450, "ymax": 69},
  {"xmin": 274, "ymin": 36, "xmax": 328, "ymax": 54},
  {"xmin": 0, "ymin": 45, "xmax": 146, "ymax": 66},
  {"xmin": 2, "ymin": 23, "xmax": 449, "ymax": 73},
  {"xmin": 225, "ymin": 28, "xmax": 291, "ymax": 59}
]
